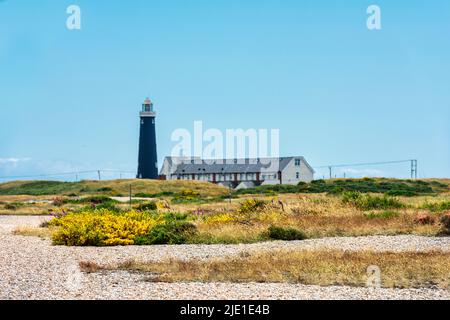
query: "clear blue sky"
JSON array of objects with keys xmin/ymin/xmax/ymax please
[{"xmin": 0, "ymin": 0, "xmax": 449, "ymax": 180}]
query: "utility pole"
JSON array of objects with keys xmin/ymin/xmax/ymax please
[
  {"xmin": 328, "ymin": 166, "xmax": 332, "ymax": 180},
  {"xmin": 415, "ymin": 160, "xmax": 418, "ymax": 179},
  {"xmin": 411, "ymin": 160, "xmax": 418, "ymax": 179},
  {"xmin": 98, "ymin": 170, "xmax": 101, "ymax": 181},
  {"xmin": 129, "ymin": 184, "xmax": 132, "ymax": 209}
]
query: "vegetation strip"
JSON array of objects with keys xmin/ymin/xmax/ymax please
[
  {"xmin": 80, "ymin": 249, "xmax": 450, "ymax": 289},
  {"xmin": 235, "ymin": 178, "xmax": 449, "ymax": 196},
  {"xmin": 11, "ymin": 193, "xmax": 450, "ymax": 244},
  {"xmin": 0, "ymin": 178, "xmax": 448, "ymax": 197}
]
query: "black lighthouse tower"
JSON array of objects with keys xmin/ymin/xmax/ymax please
[{"xmin": 137, "ymin": 98, "xmax": 158, "ymax": 179}]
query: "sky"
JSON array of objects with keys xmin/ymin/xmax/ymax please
[{"xmin": 0, "ymin": 0, "xmax": 449, "ymax": 181}]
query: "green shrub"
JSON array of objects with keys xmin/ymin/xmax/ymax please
[
  {"xmin": 135, "ymin": 221, "xmax": 197, "ymax": 245},
  {"xmin": 4, "ymin": 202, "xmax": 27, "ymax": 210},
  {"xmin": 96, "ymin": 187, "xmax": 113, "ymax": 192},
  {"xmin": 66, "ymin": 196, "xmax": 120, "ymax": 211},
  {"xmin": 5, "ymin": 203, "xmax": 19, "ymax": 210},
  {"xmin": 0, "ymin": 181, "xmax": 78, "ymax": 196},
  {"xmin": 327, "ymin": 186, "xmax": 344, "ymax": 195},
  {"xmin": 234, "ymin": 178, "xmax": 441, "ymax": 196},
  {"xmin": 95, "ymin": 202, "xmax": 120, "ymax": 212},
  {"xmin": 364, "ymin": 210, "xmax": 399, "ymax": 219},
  {"xmin": 422, "ymin": 201, "xmax": 450, "ymax": 212},
  {"xmin": 341, "ymin": 191, "xmax": 361, "ymax": 203},
  {"xmin": 135, "ymin": 191, "xmax": 175, "ymax": 198},
  {"xmin": 386, "ymin": 190, "xmax": 418, "ymax": 197},
  {"xmin": 218, "ymin": 193, "xmax": 239, "ymax": 200},
  {"xmin": 267, "ymin": 226, "xmax": 307, "ymax": 241},
  {"xmin": 342, "ymin": 192, "xmax": 403, "ymax": 210},
  {"xmin": 180, "ymin": 189, "xmax": 200, "ymax": 197},
  {"xmin": 134, "ymin": 192, "xmax": 153, "ymax": 198},
  {"xmin": 135, "ymin": 201, "xmax": 157, "ymax": 211},
  {"xmin": 171, "ymin": 189, "xmax": 203, "ymax": 203},
  {"xmin": 163, "ymin": 212, "xmax": 188, "ymax": 222},
  {"xmin": 238, "ymin": 198, "xmax": 266, "ymax": 213}
]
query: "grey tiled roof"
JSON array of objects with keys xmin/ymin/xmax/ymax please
[
  {"xmin": 169, "ymin": 156, "xmax": 315, "ymax": 175},
  {"xmin": 173, "ymin": 157, "xmax": 292, "ymax": 175},
  {"xmin": 174, "ymin": 163, "xmax": 261, "ymax": 174}
]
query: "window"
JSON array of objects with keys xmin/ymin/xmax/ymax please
[
  {"xmin": 295, "ymin": 159, "xmax": 301, "ymax": 166},
  {"xmin": 296, "ymin": 172, "xmax": 300, "ymax": 179}
]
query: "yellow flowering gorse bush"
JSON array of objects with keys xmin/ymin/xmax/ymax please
[
  {"xmin": 203, "ymin": 213, "xmax": 236, "ymax": 224},
  {"xmin": 49, "ymin": 209, "xmax": 162, "ymax": 246}
]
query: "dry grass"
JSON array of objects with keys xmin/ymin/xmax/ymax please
[
  {"xmin": 95, "ymin": 179, "xmax": 228, "ymax": 197},
  {"xmin": 0, "ymin": 205, "xmax": 53, "ymax": 216},
  {"xmin": 194, "ymin": 215, "xmax": 439, "ymax": 243},
  {"xmin": 193, "ymin": 223, "xmax": 267, "ymax": 244},
  {"xmin": 12, "ymin": 226, "xmax": 56, "ymax": 239},
  {"xmin": 0, "ymin": 195, "xmax": 55, "ymax": 202},
  {"xmin": 79, "ymin": 261, "xmax": 102, "ymax": 273},
  {"xmin": 190, "ymin": 193, "xmax": 447, "ymax": 242},
  {"xmin": 90, "ymin": 249, "xmax": 450, "ymax": 289}
]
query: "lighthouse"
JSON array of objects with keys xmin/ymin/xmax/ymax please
[{"xmin": 137, "ymin": 98, "xmax": 158, "ymax": 179}]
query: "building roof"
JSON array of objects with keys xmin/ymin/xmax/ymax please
[
  {"xmin": 174, "ymin": 163, "xmax": 263, "ymax": 174},
  {"xmin": 172, "ymin": 157, "xmax": 315, "ymax": 175}
]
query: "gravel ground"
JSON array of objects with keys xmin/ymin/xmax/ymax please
[{"xmin": 1, "ymin": 215, "xmax": 450, "ymax": 300}]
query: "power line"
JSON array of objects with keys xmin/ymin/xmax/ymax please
[
  {"xmin": 313, "ymin": 159, "xmax": 415, "ymax": 169},
  {"xmin": 0, "ymin": 170, "xmax": 96, "ymax": 179},
  {"xmin": 0, "ymin": 169, "xmax": 135, "ymax": 180},
  {"xmin": 313, "ymin": 159, "xmax": 418, "ymax": 179}
]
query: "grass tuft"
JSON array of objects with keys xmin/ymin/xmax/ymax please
[
  {"xmin": 267, "ymin": 225, "xmax": 307, "ymax": 241},
  {"xmin": 12, "ymin": 226, "xmax": 55, "ymax": 239}
]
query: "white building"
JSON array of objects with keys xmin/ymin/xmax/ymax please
[{"xmin": 160, "ymin": 156, "xmax": 315, "ymax": 189}]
